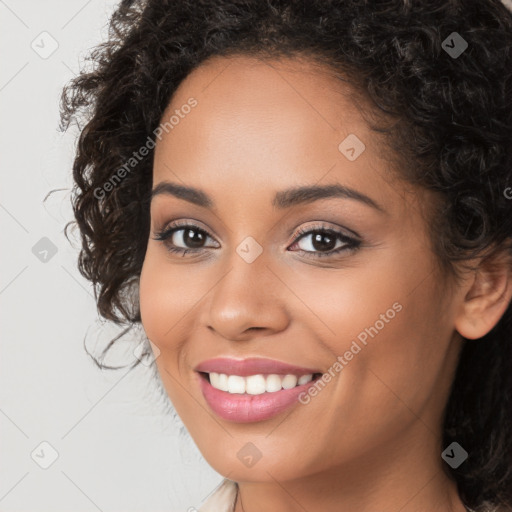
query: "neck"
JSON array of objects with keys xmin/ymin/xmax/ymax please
[{"xmin": 233, "ymin": 423, "xmax": 467, "ymax": 512}]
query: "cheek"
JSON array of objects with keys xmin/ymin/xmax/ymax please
[
  {"xmin": 291, "ymin": 251, "xmax": 447, "ymax": 396},
  {"xmin": 139, "ymin": 251, "xmax": 201, "ymax": 347},
  {"xmin": 285, "ymin": 258, "xmax": 407, "ymax": 349},
  {"xmin": 331, "ymin": 279, "xmax": 449, "ymax": 422}
]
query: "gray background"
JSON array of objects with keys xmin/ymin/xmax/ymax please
[{"xmin": 0, "ymin": 1, "xmax": 222, "ymax": 511}]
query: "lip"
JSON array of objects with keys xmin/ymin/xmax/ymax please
[
  {"xmin": 194, "ymin": 357, "xmax": 321, "ymax": 377},
  {"xmin": 195, "ymin": 357, "xmax": 322, "ymax": 423}
]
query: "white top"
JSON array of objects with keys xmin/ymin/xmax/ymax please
[{"xmin": 197, "ymin": 479, "xmax": 238, "ymax": 512}]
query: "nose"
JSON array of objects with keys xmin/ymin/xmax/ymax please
[{"xmin": 201, "ymin": 251, "xmax": 290, "ymax": 342}]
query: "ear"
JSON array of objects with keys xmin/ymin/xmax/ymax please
[{"xmin": 454, "ymin": 247, "xmax": 512, "ymax": 340}]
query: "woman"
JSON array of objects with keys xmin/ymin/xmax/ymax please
[{"xmin": 61, "ymin": 1, "xmax": 512, "ymax": 511}]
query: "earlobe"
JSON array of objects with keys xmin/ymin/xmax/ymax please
[{"xmin": 454, "ymin": 249, "xmax": 512, "ymax": 340}]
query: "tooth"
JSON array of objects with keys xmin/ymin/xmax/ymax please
[
  {"xmin": 282, "ymin": 374, "xmax": 298, "ymax": 389},
  {"xmin": 218, "ymin": 373, "xmax": 229, "ymax": 392},
  {"xmin": 266, "ymin": 374, "xmax": 282, "ymax": 393},
  {"xmin": 227, "ymin": 375, "xmax": 245, "ymax": 394},
  {"xmin": 298, "ymin": 374, "xmax": 313, "ymax": 385},
  {"xmin": 209, "ymin": 372, "xmax": 220, "ymax": 388},
  {"xmin": 245, "ymin": 374, "xmax": 266, "ymax": 395},
  {"xmin": 210, "ymin": 372, "xmax": 313, "ymax": 393}
]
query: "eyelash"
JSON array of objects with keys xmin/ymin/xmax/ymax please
[{"xmin": 152, "ymin": 220, "xmax": 361, "ymax": 259}]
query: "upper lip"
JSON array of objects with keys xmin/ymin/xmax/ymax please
[{"xmin": 194, "ymin": 357, "xmax": 321, "ymax": 377}]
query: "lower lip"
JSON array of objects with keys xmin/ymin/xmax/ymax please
[{"xmin": 197, "ymin": 373, "xmax": 318, "ymax": 423}]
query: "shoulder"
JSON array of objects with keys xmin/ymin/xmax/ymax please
[{"xmin": 197, "ymin": 478, "xmax": 238, "ymax": 512}]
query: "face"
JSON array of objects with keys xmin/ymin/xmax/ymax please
[{"xmin": 139, "ymin": 55, "xmax": 463, "ymax": 483}]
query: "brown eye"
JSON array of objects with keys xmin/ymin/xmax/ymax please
[
  {"xmin": 288, "ymin": 225, "xmax": 361, "ymax": 259},
  {"xmin": 298, "ymin": 230, "xmax": 338, "ymax": 252},
  {"xmin": 172, "ymin": 227, "xmax": 208, "ymax": 249},
  {"xmin": 153, "ymin": 222, "xmax": 220, "ymax": 256}
]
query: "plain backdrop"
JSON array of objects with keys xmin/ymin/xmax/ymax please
[{"xmin": 0, "ymin": 1, "xmax": 223, "ymax": 511}]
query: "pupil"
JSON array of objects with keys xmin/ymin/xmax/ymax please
[
  {"xmin": 184, "ymin": 229, "xmax": 205, "ymax": 248},
  {"xmin": 312, "ymin": 231, "xmax": 335, "ymax": 251}
]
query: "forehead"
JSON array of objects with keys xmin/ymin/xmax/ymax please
[
  {"xmin": 156, "ymin": 54, "xmax": 366, "ymax": 156},
  {"xmin": 152, "ymin": 55, "xmax": 413, "ymax": 218}
]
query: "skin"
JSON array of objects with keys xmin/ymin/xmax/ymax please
[{"xmin": 139, "ymin": 55, "xmax": 512, "ymax": 512}]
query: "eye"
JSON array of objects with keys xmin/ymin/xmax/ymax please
[
  {"xmin": 153, "ymin": 220, "xmax": 361, "ymax": 260},
  {"xmin": 288, "ymin": 224, "xmax": 361, "ymax": 258},
  {"xmin": 152, "ymin": 221, "xmax": 219, "ymax": 257}
]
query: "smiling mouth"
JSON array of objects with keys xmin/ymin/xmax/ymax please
[{"xmin": 199, "ymin": 371, "xmax": 323, "ymax": 395}]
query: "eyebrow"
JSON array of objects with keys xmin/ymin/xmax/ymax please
[{"xmin": 150, "ymin": 181, "xmax": 385, "ymax": 213}]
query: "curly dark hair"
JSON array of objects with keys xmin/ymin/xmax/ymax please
[{"xmin": 59, "ymin": 0, "xmax": 512, "ymax": 509}]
